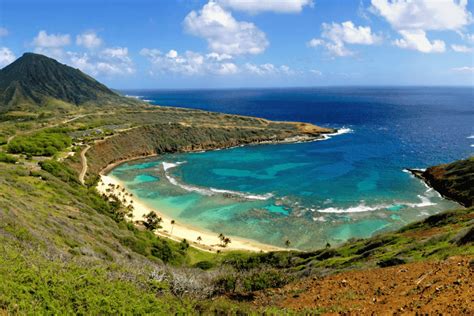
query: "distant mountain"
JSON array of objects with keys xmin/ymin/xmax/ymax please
[{"xmin": 0, "ymin": 52, "xmax": 139, "ymax": 112}]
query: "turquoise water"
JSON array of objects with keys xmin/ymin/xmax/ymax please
[{"xmin": 112, "ymin": 87, "xmax": 471, "ymax": 250}]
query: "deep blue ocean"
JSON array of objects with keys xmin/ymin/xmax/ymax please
[{"xmin": 114, "ymin": 87, "xmax": 473, "ymax": 250}]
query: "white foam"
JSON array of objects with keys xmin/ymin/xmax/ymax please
[
  {"xmin": 405, "ymin": 195, "xmax": 436, "ymax": 208},
  {"xmin": 317, "ymin": 203, "xmax": 387, "ymax": 214},
  {"xmin": 467, "ymin": 135, "xmax": 474, "ymax": 139},
  {"xmin": 315, "ymin": 195, "xmax": 436, "ymax": 214},
  {"xmin": 161, "ymin": 162, "xmax": 273, "ymax": 200},
  {"xmin": 312, "ymin": 216, "xmax": 326, "ymax": 222},
  {"xmin": 319, "ymin": 127, "xmax": 353, "ymax": 141}
]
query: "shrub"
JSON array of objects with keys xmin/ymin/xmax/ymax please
[
  {"xmin": 0, "ymin": 152, "xmax": 18, "ymax": 164},
  {"xmin": 194, "ymin": 261, "xmax": 214, "ymax": 270},
  {"xmin": 241, "ymin": 269, "xmax": 290, "ymax": 292},
  {"xmin": 377, "ymin": 257, "xmax": 406, "ymax": 267},
  {"xmin": 7, "ymin": 131, "xmax": 71, "ymax": 156}
]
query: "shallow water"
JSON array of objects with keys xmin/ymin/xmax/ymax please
[{"xmin": 113, "ymin": 87, "xmax": 472, "ymax": 250}]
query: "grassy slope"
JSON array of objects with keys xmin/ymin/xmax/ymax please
[{"xmin": 0, "ymin": 107, "xmax": 472, "ymax": 314}]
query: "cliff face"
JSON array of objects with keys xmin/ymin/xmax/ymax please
[
  {"xmin": 412, "ymin": 157, "xmax": 473, "ymax": 207},
  {"xmin": 86, "ymin": 122, "xmax": 332, "ymax": 177}
]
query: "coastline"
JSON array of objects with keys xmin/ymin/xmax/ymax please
[
  {"xmin": 93, "ymin": 128, "xmax": 350, "ymax": 253},
  {"xmin": 97, "ymin": 174, "xmax": 285, "ymax": 253},
  {"xmin": 405, "ymin": 168, "xmax": 467, "ymax": 208}
]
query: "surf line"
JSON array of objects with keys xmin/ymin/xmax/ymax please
[{"xmin": 161, "ymin": 162, "xmax": 273, "ymax": 201}]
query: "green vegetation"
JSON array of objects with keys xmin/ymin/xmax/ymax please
[
  {"xmin": 0, "ymin": 152, "xmax": 17, "ymax": 163},
  {"xmin": 0, "ymin": 53, "xmax": 142, "ymax": 112},
  {"xmin": 7, "ymin": 131, "xmax": 72, "ymax": 156},
  {"xmin": 0, "ymin": 52, "xmax": 471, "ymax": 314}
]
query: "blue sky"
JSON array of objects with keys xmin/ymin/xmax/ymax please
[{"xmin": 0, "ymin": 0, "xmax": 473, "ymax": 88}]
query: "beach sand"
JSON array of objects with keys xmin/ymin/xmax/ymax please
[{"xmin": 97, "ymin": 174, "xmax": 284, "ymax": 253}]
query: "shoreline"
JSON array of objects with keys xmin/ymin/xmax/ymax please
[
  {"xmin": 94, "ymin": 128, "xmax": 350, "ymax": 253},
  {"xmin": 97, "ymin": 174, "xmax": 285, "ymax": 253},
  {"xmin": 405, "ymin": 168, "xmax": 467, "ymax": 208},
  {"xmin": 98, "ymin": 127, "xmax": 350, "ymax": 176}
]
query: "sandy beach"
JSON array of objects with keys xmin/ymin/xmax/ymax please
[{"xmin": 97, "ymin": 174, "xmax": 284, "ymax": 253}]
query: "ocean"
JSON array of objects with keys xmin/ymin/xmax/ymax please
[{"xmin": 114, "ymin": 87, "xmax": 473, "ymax": 250}]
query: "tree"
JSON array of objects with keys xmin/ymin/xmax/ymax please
[
  {"xmin": 326, "ymin": 242, "xmax": 331, "ymax": 249},
  {"xmin": 223, "ymin": 237, "xmax": 231, "ymax": 248},
  {"xmin": 143, "ymin": 211, "xmax": 162, "ymax": 231},
  {"xmin": 170, "ymin": 219, "xmax": 175, "ymax": 235},
  {"xmin": 285, "ymin": 239, "xmax": 291, "ymax": 248},
  {"xmin": 197, "ymin": 236, "xmax": 202, "ymax": 243},
  {"xmin": 180, "ymin": 239, "xmax": 189, "ymax": 251},
  {"xmin": 218, "ymin": 233, "xmax": 225, "ymax": 242}
]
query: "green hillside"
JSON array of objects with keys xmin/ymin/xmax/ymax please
[
  {"xmin": 0, "ymin": 53, "xmax": 140, "ymax": 113},
  {"xmin": 0, "ymin": 53, "xmax": 472, "ymax": 314}
]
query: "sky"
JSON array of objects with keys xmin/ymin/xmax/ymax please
[{"xmin": 0, "ymin": 0, "xmax": 473, "ymax": 89}]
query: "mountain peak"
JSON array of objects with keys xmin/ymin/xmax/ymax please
[{"xmin": 0, "ymin": 52, "xmax": 129, "ymax": 112}]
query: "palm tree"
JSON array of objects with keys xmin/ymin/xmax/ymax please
[
  {"xmin": 170, "ymin": 220, "xmax": 175, "ymax": 234},
  {"xmin": 197, "ymin": 236, "xmax": 202, "ymax": 243},
  {"xmin": 218, "ymin": 233, "xmax": 225, "ymax": 242},
  {"xmin": 285, "ymin": 239, "xmax": 291, "ymax": 248},
  {"xmin": 223, "ymin": 237, "xmax": 231, "ymax": 248},
  {"xmin": 143, "ymin": 211, "xmax": 162, "ymax": 231}
]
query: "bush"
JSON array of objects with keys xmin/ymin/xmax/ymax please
[
  {"xmin": 377, "ymin": 257, "xmax": 406, "ymax": 267},
  {"xmin": 7, "ymin": 131, "xmax": 71, "ymax": 156},
  {"xmin": 241, "ymin": 269, "xmax": 290, "ymax": 292},
  {"xmin": 39, "ymin": 160, "xmax": 79, "ymax": 184},
  {"xmin": 0, "ymin": 152, "xmax": 17, "ymax": 164},
  {"xmin": 194, "ymin": 261, "xmax": 214, "ymax": 270}
]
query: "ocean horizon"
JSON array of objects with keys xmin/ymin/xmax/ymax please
[{"xmin": 113, "ymin": 87, "xmax": 472, "ymax": 250}]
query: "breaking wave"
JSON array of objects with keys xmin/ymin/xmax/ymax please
[
  {"xmin": 162, "ymin": 162, "xmax": 273, "ymax": 201},
  {"xmin": 315, "ymin": 194, "xmax": 436, "ymax": 214}
]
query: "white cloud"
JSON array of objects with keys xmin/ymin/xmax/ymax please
[
  {"xmin": 393, "ymin": 29, "xmax": 446, "ymax": 53},
  {"xmin": 206, "ymin": 52, "xmax": 232, "ymax": 61},
  {"xmin": 33, "ymin": 30, "xmax": 71, "ymax": 48},
  {"xmin": 140, "ymin": 48, "xmax": 238, "ymax": 76},
  {"xmin": 215, "ymin": 62, "xmax": 239, "ymax": 75},
  {"xmin": 308, "ymin": 21, "xmax": 381, "ymax": 57},
  {"xmin": 452, "ymin": 66, "xmax": 474, "ymax": 73},
  {"xmin": 76, "ymin": 31, "xmax": 102, "ymax": 49},
  {"xmin": 0, "ymin": 27, "xmax": 8, "ymax": 37},
  {"xmin": 0, "ymin": 47, "xmax": 15, "ymax": 68},
  {"xmin": 244, "ymin": 63, "xmax": 294, "ymax": 75},
  {"xmin": 307, "ymin": 38, "xmax": 324, "ymax": 47},
  {"xmin": 371, "ymin": 0, "xmax": 472, "ymax": 53},
  {"xmin": 451, "ymin": 44, "xmax": 473, "ymax": 53},
  {"xmin": 217, "ymin": 0, "xmax": 312, "ymax": 13},
  {"xmin": 183, "ymin": 1, "xmax": 268, "ymax": 55},
  {"xmin": 101, "ymin": 47, "xmax": 131, "ymax": 62},
  {"xmin": 371, "ymin": 0, "xmax": 472, "ymax": 31},
  {"xmin": 68, "ymin": 48, "xmax": 135, "ymax": 76},
  {"xmin": 464, "ymin": 33, "xmax": 474, "ymax": 43}
]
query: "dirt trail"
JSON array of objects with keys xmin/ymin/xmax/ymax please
[
  {"xmin": 78, "ymin": 144, "xmax": 91, "ymax": 185},
  {"xmin": 253, "ymin": 256, "xmax": 473, "ymax": 314}
]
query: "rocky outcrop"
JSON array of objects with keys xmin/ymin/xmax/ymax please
[{"xmin": 409, "ymin": 157, "xmax": 474, "ymax": 207}]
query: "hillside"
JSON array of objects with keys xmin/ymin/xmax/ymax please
[
  {"xmin": 0, "ymin": 53, "xmax": 472, "ymax": 314},
  {"xmin": 0, "ymin": 53, "xmax": 140, "ymax": 113},
  {"xmin": 410, "ymin": 157, "xmax": 474, "ymax": 207}
]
